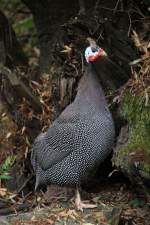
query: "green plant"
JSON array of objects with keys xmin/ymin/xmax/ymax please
[
  {"xmin": 13, "ymin": 16, "xmax": 35, "ymax": 35},
  {"xmin": 0, "ymin": 155, "xmax": 16, "ymax": 181},
  {"xmin": 129, "ymin": 198, "xmax": 145, "ymax": 207}
]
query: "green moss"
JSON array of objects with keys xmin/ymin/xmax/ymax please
[{"xmin": 114, "ymin": 91, "xmax": 150, "ymax": 176}]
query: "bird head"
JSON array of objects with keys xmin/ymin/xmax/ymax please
[
  {"xmin": 86, "ymin": 37, "xmax": 98, "ymax": 52},
  {"xmin": 85, "ymin": 37, "xmax": 107, "ymax": 63}
]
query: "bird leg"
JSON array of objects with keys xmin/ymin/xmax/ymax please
[{"xmin": 75, "ymin": 188, "xmax": 97, "ymax": 211}]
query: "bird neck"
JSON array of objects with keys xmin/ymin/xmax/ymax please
[{"xmin": 76, "ymin": 64, "xmax": 107, "ymax": 106}]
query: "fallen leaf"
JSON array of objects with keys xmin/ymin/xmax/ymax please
[
  {"xmin": 6, "ymin": 132, "xmax": 12, "ymax": 139},
  {"xmin": 0, "ymin": 188, "xmax": 7, "ymax": 197},
  {"xmin": 1, "ymin": 112, "xmax": 6, "ymax": 117},
  {"xmin": 82, "ymin": 223, "xmax": 95, "ymax": 225},
  {"xmin": 21, "ymin": 126, "xmax": 26, "ymax": 134},
  {"xmin": 31, "ymin": 80, "xmax": 41, "ymax": 87}
]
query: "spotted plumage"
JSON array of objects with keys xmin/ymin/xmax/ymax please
[{"xmin": 31, "ymin": 65, "xmax": 115, "ymax": 190}]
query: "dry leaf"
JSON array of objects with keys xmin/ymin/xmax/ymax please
[
  {"xmin": 61, "ymin": 45, "xmax": 72, "ymax": 53},
  {"xmin": 61, "ymin": 45, "xmax": 73, "ymax": 58},
  {"xmin": 1, "ymin": 112, "xmax": 6, "ymax": 117},
  {"xmin": 82, "ymin": 224, "xmax": 95, "ymax": 225},
  {"xmin": 6, "ymin": 132, "xmax": 12, "ymax": 139},
  {"xmin": 21, "ymin": 126, "xmax": 26, "ymax": 134},
  {"xmin": 31, "ymin": 80, "xmax": 41, "ymax": 87},
  {"xmin": 0, "ymin": 188, "xmax": 7, "ymax": 197}
]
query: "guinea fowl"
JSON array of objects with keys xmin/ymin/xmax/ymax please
[{"xmin": 31, "ymin": 39, "xmax": 115, "ymax": 210}]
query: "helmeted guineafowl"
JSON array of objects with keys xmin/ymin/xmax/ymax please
[{"xmin": 31, "ymin": 39, "xmax": 115, "ymax": 210}]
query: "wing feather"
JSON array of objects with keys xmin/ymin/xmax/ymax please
[{"xmin": 34, "ymin": 121, "xmax": 76, "ymax": 170}]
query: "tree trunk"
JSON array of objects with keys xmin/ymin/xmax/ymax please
[
  {"xmin": 21, "ymin": 0, "xmax": 98, "ymax": 74},
  {"xmin": 22, "ymin": 0, "xmax": 79, "ymax": 73},
  {"xmin": 0, "ymin": 10, "xmax": 28, "ymax": 67}
]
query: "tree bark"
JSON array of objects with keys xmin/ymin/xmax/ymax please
[
  {"xmin": 0, "ymin": 10, "xmax": 28, "ymax": 67},
  {"xmin": 22, "ymin": 0, "xmax": 79, "ymax": 73}
]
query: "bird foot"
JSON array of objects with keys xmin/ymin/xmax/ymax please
[
  {"xmin": 75, "ymin": 188, "xmax": 97, "ymax": 211},
  {"xmin": 75, "ymin": 199, "xmax": 97, "ymax": 211}
]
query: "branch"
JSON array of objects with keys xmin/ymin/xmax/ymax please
[{"xmin": 0, "ymin": 65, "xmax": 42, "ymax": 113}]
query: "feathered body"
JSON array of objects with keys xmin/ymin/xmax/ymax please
[{"xmin": 31, "ymin": 65, "xmax": 115, "ymax": 189}]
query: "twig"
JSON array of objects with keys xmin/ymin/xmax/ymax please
[
  {"xmin": 97, "ymin": 29, "xmax": 104, "ymax": 41},
  {"xmin": 17, "ymin": 174, "xmax": 33, "ymax": 194},
  {"xmin": 99, "ymin": 6, "xmax": 123, "ymax": 12},
  {"xmin": 0, "ymin": 197, "xmax": 12, "ymax": 203},
  {"xmin": 8, "ymin": 21, "xmax": 13, "ymax": 49},
  {"xmin": 120, "ymin": 0, "xmax": 124, "ymax": 11},
  {"xmin": 89, "ymin": 24, "xmax": 100, "ymax": 35},
  {"xmin": 113, "ymin": 0, "xmax": 120, "ymax": 14},
  {"xmin": 80, "ymin": 53, "xmax": 84, "ymax": 74},
  {"xmin": 108, "ymin": 169, "xmax": 119, "ymax": 177},
  {"xmin": 0, "ymin": 65, "xmax": 42, "ymax": 113},
  {"xmin": 0, "ymin": 201, "xmax": 8, "ymax": 209},
  {"xmin": 68, "ymin": 63, "xmax": 79, "ymax": 77},
  {"xmin": 78, "ymin": 0, "xmax": 86, "ymax": 15},
  {"xmin": 22, "ymin": 191, "xmax": 32, "ymax": 202},
  {"xmin": 129, "ymin": 55, "xmax": 150, "ymax": 65},
  {"xmin": 133, "ymin": 5, "xmax": 145, "ymax": 18},
  {"xmin": 0, "ymin": 202, "xmax": 30, "ymax": 215},
  {"xmin": 128, "ymin": 8, "xmax": 145, "ymax": 18},
  {"xmin": 94, "ymin": 0, "xmax": 100, "ymax": 13},
  {"xmin": 127, "ymin": 11, "xmax": 132, "ymax": 37}
]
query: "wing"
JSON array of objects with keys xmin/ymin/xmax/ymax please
[{"xmin": 34, "ymin": 120, "xmax": 76, "ymax": 171}]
